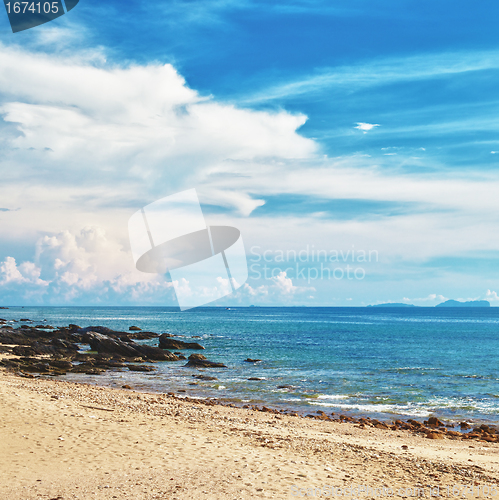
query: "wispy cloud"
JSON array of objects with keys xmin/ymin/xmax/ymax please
[{"xmin": 242, "ymin": 50, "xmax": 499, "ymax": 104}]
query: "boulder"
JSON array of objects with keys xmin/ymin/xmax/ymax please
[
  {"xmin": 426, "ymin": 432, "xmax": 444, "ymax": 440},
  {"xmin": 127, "ymin": 365, "xmax": 156, "ymax": 372},
  {"xmin": 129, "ymin": 326, "xmax": 142, "ymax": 331},
  {"xmin": 77, "ymin": 326, "xmax": 127, "ymax": 336},
  {"xmin": 184, "ymin": 353, "xmax": 226, "ymax": 368},
  {"xmin": 426, "ymin": 417, "xmax": 445, "ymax": 428},
  {"xmin": 244, "ymin": 358, "xmax": 261, "ymax": 363},
  {"xmin": 192, "ymin": 374, "xmax": 218, "ymax": 381},
  {"xmin": 159, "ymin": 334, "xmax": 204, "ymax": 350},
  {"xmin": 83, "ymin": 332, "xmax": 178, "ymax": 361}
]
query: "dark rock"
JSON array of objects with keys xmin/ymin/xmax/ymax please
[
  {"xmin": 35, "ymin": 325, "xmax": 54, "ymax": 329},
  {"xmin": 127, "ymin": 332, "xmax": 159, "ymax": 340},
  {"xmin": 192, "ymin": 374, "xmax": 218, "ymax": 381},
  {"xmin": 68, "ymin": 324, "xmax": 81, "ymax": 332},
  {"xmin": 188, "ymin": 353, "xmax": 206, "ymax": 360},
  {"xmin": 20, "ymin": 318, "xmax": 31, "ymax": 322},
  {"xmin": 77, "ymin": 326, "xmax": 127, "ymax": 336},
  {"xmin": 122, "ymin": 385, "xmax": 132, "ymax": 389},
  {"xmin": 184, "ymin": 354, "xmax": 226, "ymax": 368},
  {"xmin": 129, "ymin": 326, "xmax": 142, "ymax": 331},
  {"xmin": 12, "ymin": 345, "xmax": 37, "ymax": 357},
  {"xmin": 83, "ymin": 332, "xmax": 178, "ymax": 361},
  {"xmin": 248, "ymin": 377, "xmax": 264, "ymax": 381},
  {"xmin": 158, "ymin": 334, "xmax": 204, "ymax": 350},
  {"xmin": 244, "ymin": 358, "xmax": 261, "ymax": 363},
  {"xmin": 127, "ymin": 365, "xmax": 156, "ymax": 372},
  {"xmin": 460, "ymin": 422, "xmax": 472, "ymax": 430},
  {"xmin": 48, "ymin": 360, "xmax": 73, "ymax": 370}
]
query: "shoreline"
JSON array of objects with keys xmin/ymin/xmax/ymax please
[
  {"xmin": 1, "ymin": 320, "xmax": 498, "ymax": 429},
  {"xmin": 1, "ymin": 369, "xmax": 498, "ymax": 499},
  {"xmin": 41, "ymin": 369, "xmax": 499, "ymax": 433}
]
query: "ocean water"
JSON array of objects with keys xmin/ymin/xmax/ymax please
[{"xmin": 2, "ymin": 306, "xmax": 499, "ymax": 423}]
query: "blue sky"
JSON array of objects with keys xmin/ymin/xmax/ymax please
[{"xmin": 1, "ymin": 0, "xmax": 499, "ymax": 306}]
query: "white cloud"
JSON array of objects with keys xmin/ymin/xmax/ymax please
[
  {"xmin": 354, "ymin": 122, "xmax": 379, "ymax": 133},
  {"xmin": 485, "ymin": 290, "xmax": 499, "ymax": 302}
]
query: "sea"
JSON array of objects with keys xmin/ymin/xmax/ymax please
[{"xmin": 2, "ymin": 306, "xmax": 498, "ymax": 424}]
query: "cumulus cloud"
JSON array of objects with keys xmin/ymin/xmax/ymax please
[
  {"xmin": 354, "ymin": 122, "xmax": 379, "ymax": 133},
  {"xmin": 237, "ymin": 271, "xmax": 315, "ymax": 305},
  {"xmin": 485, "ymin": 290, "xmax": 499, "ymax": 302}
]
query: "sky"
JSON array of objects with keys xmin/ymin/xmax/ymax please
[{"xmin": 1, "ymin": 0, "xmax": 499, "ymax": 307}]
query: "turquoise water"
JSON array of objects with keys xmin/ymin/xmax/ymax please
[{"xmin": 2, "ymin": 306, "xmax": 499, "ymax": 423}]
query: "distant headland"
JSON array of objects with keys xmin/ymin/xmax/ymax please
[
  {"xmin": 435, "ymin": 299, "xmax": 490, "ymax": 308},
  {"xmin": 368, "ymin": 300, "xmax": 491, "ymax": 308}
]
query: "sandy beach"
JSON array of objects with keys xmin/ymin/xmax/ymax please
[{"xmin": 1, "ymin": 369, "xmax": 498, "ymax": 500}]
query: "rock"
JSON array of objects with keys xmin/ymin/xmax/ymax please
[
  {"xmin": 83, "ymin": 332, "xmax": 178, "ymax": 361},
  {"xmin": 158, "ymin": 334, "xmax": 204, "ymax": 350},
  {"xmin": 12, "ymin": 345, "xmax": 37, "ymax": 357},
  {"xmin": 77, "ymin": 326, "xmax": 127, "ymax": 336},
  {"xmin": 192, "ymin": 374, "xmax": 218, "ymax": 381},
  {"xmin": 127, "ymin": 365, "xmax": 156, "ymax": 372},
  {"xmin": 248, "ymin": 377, "xmax": 264, "ymax": 381},
  {"xmin": 460, "ymin": 422, "xmax": 471, "ymax": 430},
  {"xmin": 188, "ymin": 353, "xmax": 206, "ymax": 360},
  {"xmin": 48, "ymin": 360, "xmax": 73, "ymax": 370},
  {"xmin": 184, "ymin": 354, "xmax": 227, "ymax": 368},
  {"xmin": 127, "ymin": 331, "xmax": 159, "ymax": 340},
  {"xmin": 20, "ymin": 318, "xmax": 31, "ymax": 322},
  {"xmin": 244, "ymin": 358, "xmax": 262, "ymax": 363},
  {"xmin": 35, "ymin": 325, "xmax": 54, "ymax": 329},
  {"xmin": 129, "ymin": 326, "xmax": 142, "ymax": 331},
  {"xmin": 426, "ymin": 432, "xmax": 444, "ymax": 440},
  {"xmin": 68, "ymin": 324, "xmax": 81, "ymax": 332},
  {"xmin": 426, "ymin": 417, "xmax": 445, "ymax": 428}
]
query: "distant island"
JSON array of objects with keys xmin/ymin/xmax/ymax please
[
  {"xmin": 367, "ymin": 303, "xmax": 417, "ymax": 307},
  {"xmin": 435, "ymin": 299, "xmax": 490, "ymax": 308}
]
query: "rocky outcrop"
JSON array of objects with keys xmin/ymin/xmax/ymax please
[
  {"xmin": 127, "ymin": 364, "xmax": 155, "ymax": 372},
  {"xmin": 159, "ymin": 334, "xmax": 204, "ymax": 350},
  {"xmin": 184, "ymin": 353, "xmax": 226, "ymax": 368},
  {"xmin": 83, "ymin": 332, "xmax": 178, "ymax": 361}
]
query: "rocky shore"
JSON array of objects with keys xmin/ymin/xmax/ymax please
[{"xmin": 0, "ymin": 320, "xmax": 498, "ymax": 444}]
